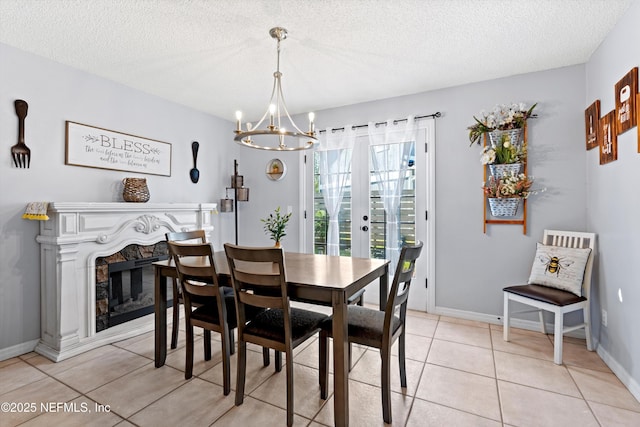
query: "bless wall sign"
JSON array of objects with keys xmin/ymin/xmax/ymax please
[{"xmin": 65, "ymin": 121, "xmax": 172, "ymax": 176}]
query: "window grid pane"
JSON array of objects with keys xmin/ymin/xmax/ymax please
[
  {"xmin": 313, "ymin": 155, "xmax": 352, "ymax": 256},
  {"xmin": 369, "ymin": 164, "xmax": 416, "ymax": 259}
]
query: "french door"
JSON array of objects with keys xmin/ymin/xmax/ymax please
[{"xmin": 305, "ymin": 127, "xmax": 430, "ymax": 311}]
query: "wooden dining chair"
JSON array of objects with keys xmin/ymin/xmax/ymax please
[
  {"xmin": 224, "ymin": 243, "xmax": 329, "ymax": 427},
  {"xmin": 167, "ymin": 241, "xmax": 236, "ymax": 395},
  {"xmin": 503, "ymin": 230, "xmax": 596, "ymax": 365},
  {"xmin": 165, "ymin": 230, "xmax": 207, "ymax": 349},
  {"xmin": 319, "ymin": 241, "xmax": 423, "ymax": 424}
]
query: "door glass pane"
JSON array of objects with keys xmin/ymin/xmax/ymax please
[
  {"xmin": 369, "ymin": 147, "xmax": 416, "ymax": 259},
  {"xmin": 313, "ymin": 154, "xmax": 352, "ymax": 256}
]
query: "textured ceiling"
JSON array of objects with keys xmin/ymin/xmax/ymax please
[{"xmin": 0, "ymin": 0, "xmax": 632, "ymax": 120}]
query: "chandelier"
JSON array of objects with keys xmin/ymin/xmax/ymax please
[{"xmin": 234, "ymin": 27, "xmax": 317, "ymax": 151}]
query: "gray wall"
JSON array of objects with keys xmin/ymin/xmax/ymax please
[
  {"xmin": 585, "ymin": 0, "xmax": 640, "ymax": 396},
  {"xmin": 0, "ymin": 43, "xmax": 236, "ymax": 352}
]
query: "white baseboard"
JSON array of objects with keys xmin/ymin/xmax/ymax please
[
  {"xmin": 434, "ymin": 306, "xmax": 503, "ymax": 325},
  {"xmin": 597, "ymin": 344, "xmax": 640, "ymax": 403},
  {"xmin": 0, "ymin": 339, "xmax": 39, "ymax": 362},
  {"xmin": 433, "ymin": 305, "xmax": 587, "ymax": 339}
]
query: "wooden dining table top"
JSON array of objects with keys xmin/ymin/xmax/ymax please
[{"xmin": 157, "ymin": 250, "xmax": 389, "ymax": 290}]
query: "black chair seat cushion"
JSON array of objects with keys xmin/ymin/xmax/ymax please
[
  {"xmin": 190, "ymin": 291, "xmax": 238, "ymax": 328},
  {"xmin": 504, "ymin": 284, "xmax": 587, "ymax": 307},
  {"xmin": 245, "ymin": 307, "xmax": 327, "ymax": 343},
  {"xmin": 322, "ymin": 305, "xmax": 402, "ymax": 343},
  {"xmin": 347, "ymin": 305, "xmax": 401, "ymax": 342}
]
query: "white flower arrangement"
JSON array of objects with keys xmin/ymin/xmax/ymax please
[
  {"xmin": 480, "ymin": 136, "xmax": 526, "ymax": 165},
  {"xmin": 468, "ymin": 102, "xmax": 537, "ymax": 145},
  {"xmin": 483, "ymin": 171, "xmax": 545, "ymax": 199}
]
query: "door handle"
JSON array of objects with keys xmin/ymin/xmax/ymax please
[{"xmin": 361, "ymin": 226, "xmax": 369, "ymax": 232}]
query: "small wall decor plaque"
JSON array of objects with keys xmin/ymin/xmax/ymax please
[
  {"xmin": 637, "ymin": 93, "xmax": 640, "ymax": 153},
  {"xmin": 600, "ymin": 110, "xmax": 618, "ymax": 165},
  {"xmin": 266, "ymin": 158, "xmax": 286, "ymax": 181},
  {"xmin": 615, "ymin": 67, "xmax": 638, "ymax": 135},
  {"xmin": 584, "ymin": 100, "xmax": 601, "ymax": 150},
  {"xmin": 65, "ymin": 121, "xmax": 172, "ymax": 176}
]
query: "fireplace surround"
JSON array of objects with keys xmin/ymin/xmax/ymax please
[{"xmin": 36, "ymin": 202, "xmax": 216, "ymax": 361}]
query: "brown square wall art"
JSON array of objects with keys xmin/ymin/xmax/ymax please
[
  {"xmin": 600, "ymin": 110, "xmax": 618, "ymax": 165},
  {"xmin": 615, "ymin": 67, "xmax": 638, "ymax": 134},
  {"xmin": 638, "ymin": 93, "xmax": 640, "ymax": 152},
  {"xmin": 585, "ymin": 100, "xmax": 600, "ymax": 150}
]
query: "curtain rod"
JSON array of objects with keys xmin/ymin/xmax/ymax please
[{"xmin": 318, "ymin": 111, "xmax": 441, "ymax": 134}]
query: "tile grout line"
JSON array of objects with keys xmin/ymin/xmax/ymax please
[
  {"xmin": 488, "ymin": 321, "xmax": 506, "ymax": 426},
  {"xmin": 401, "ymin": 314, "xmax": 438, "ymax": 427}
]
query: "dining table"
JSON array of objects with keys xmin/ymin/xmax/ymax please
[{"xmin": 154, "ymin": 250, "xmax": 390, "ymax": 427}]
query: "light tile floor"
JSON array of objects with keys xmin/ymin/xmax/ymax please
[{"xmin": 1, "ymin": 309, "xmax": 639, "ymax": 426}]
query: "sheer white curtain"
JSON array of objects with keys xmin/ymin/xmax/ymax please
[
  {"xmin": 317, "ymin": 126, "xmax": 356, "ymax": 256},
  {"xmin": 368, "ymin": 116, "xmax": 418, "ymax": 270}
]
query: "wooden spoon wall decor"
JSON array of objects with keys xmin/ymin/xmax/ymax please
[{"xmin": 190, "ymin": 141, "xmax": 200, "ymax": 183}]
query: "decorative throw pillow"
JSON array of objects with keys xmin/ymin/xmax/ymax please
[{"xmin": 528, "ymin": 243, "xmax": 592, "ymax": 296}]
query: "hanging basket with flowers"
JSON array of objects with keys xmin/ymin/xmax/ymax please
[
  {"xmin": 468, "ymin": 102, "xmax": 537, "ymax": 146},
  {"xmin": 483, "ymin": 172, "xmax": 543, "ymax": 217}
]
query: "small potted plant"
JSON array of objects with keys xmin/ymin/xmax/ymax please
[
  {"xmin": 468, "ymin": 102, "xmax": 537, "ymax": 146},
  {"xmin": 483, "ymin": 172, "xmax": 541, "ymax": 217},
  {"xmin": 261, "ymin": 206, "xmax": 292, "ymax": 247}
]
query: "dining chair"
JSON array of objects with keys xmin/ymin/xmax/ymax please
[
  {"xmin": 224, "ymin": 243, "xmax": 329, "ymax": 427},
  {"xmin": 167, "ymin": 241, "xmax": 236, "ymax": 394},
  {"xmin": 503, "ymin": 229, "xmax": 596, "ymax": 365},
  {"xmin": 165, "ymin": 230, "xmax": 207, "ymax": 349},
  {"xmin": 319, "ymin": 241, "xmax": 423, "ymax": 424}
]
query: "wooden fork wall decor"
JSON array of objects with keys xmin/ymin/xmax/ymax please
[{"xmin": 11, "ymin": 99, "xmax": 31, "ymax": 168}]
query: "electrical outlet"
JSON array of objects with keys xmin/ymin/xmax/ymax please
[{"xmin": 601, "ymin": 309, "xmax": 608, "ymax": 327}]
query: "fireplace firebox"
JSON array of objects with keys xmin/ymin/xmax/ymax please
[{"xmin": 96, "ymin": 242, "xmax": 169, "ymax": 332}]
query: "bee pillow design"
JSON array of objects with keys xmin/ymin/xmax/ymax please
[{"xmin": 528, "ymin": 243, "xmax": 592, "ymax": 296}]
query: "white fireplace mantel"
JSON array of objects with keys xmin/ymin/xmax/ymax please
[{"xmin": 36, "ymin": 202, "xmax": 217, "ymax": 361}]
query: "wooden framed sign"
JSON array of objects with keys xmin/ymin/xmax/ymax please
[
  {"xmin": 65, "ymin": 121, "xmax": 172, "ymax": 176},
  {"xmin": 600, "ymin": 111, "xmax": 618, "ymax": 165},
  {"xmin": 637, "ymin": 93, "xmax": 640, "ymax": 153},
  {"xmin": 615, "ymin": 67, "xmax": 638, "ymax": 135},
  {"xmin": 584, "ymin": 100, "xmax": 600, "ymax": 150}
]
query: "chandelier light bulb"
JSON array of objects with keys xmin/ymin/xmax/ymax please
[
  {"xmin": 308, "ymin": 112, "xmax": 315, "ymax": 133},
  {"xmin": 269, "ymin": 104, "xmax": 276, "ymax": 129},
  {"xmin": 235, "ymin": 111, "xmax": 242, "ymax": 132}
]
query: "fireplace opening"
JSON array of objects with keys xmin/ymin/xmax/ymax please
[{"xmin": 96, "ymin": 242, "xmax": 169, "ymax": 332}]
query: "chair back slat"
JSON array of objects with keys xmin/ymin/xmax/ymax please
[
  {"xmin": 166, "ymin": 230, "xmax": 207, "ymax": 244},
  {"xmin": 181, "ymin": 280, "xmax": 219, "ymax": 298},
  {"xmin": 238, "ymin": 291, "xmax": 285, "ymax": 310}
]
